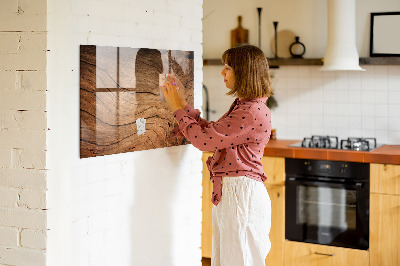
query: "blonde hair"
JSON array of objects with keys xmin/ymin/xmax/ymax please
[{"xmin": 221, "ymin": 45, "xmax": 273, "ymax": 99}]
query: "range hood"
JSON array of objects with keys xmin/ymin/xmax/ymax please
[{"xmin": 320, "ymin": 0, "xmax": 365, "ymax": 71}]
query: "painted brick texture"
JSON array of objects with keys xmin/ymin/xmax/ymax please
[
  {"xmin": 0, "ymin": 0, "xmax": 47, "ymax": 265},
  {"xmin": 46, "ymin": 0, "xmax": 203, "ymax": 265}
]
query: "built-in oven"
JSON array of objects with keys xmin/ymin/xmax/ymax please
[{"xmin": 285, "ymin": 158, "xmax": 369, "ymax": 250}]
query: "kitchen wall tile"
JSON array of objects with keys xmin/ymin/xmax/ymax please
[
  {"xmin": 323, "ymin": 86, "xmax": 336, "ymax": 103},
  {"xmin": 335, "ymin": 72, "xmax": 349, "ymax": 90},
  {"xmin": 311, "ymin": 86, "xmax": 323, "ymax": 101},
  {"xmin": 311, "ymin": 127, "xmax": 325, "ymax": 136},
  {"xmin": 361, "ymin": 103, "xmax": 375, "ymax": 117},
  {"xmin": 374, "ymin": 90, "xmax": 388, "ymax": 104},
  {"xmin": 349, "ymin": 128, "xmax": 362, "ymax": 137},
  {"xmin": 336, "ymin": 115, "xmax": 349, "ymax": 129},
  {"xmin": 349, "ymin": 116, "xmax": 362, "ymax": 129},
  {"xmin": 374, "ymin": 65, "xmax": 388, "ymax": 77},
  {"xmin": 388, "ymin": 75, "xmax": 400, "ymax": 91},
  {"xmin": 287, "ymin": 113, "xmax": 300, "ymax": 127},
  {"xmin": 296, "ymin": 127, "xmax": 312, "ymax": 138},
  {"xmin": 375, "ymin": 104, "xmax": 389, "ymax": 117},
  {"xmin": 374, "ymin": 130, "xmax": 389, "ymax": 144},
  {"xmin": 272, "ymin": 67, "xmax": 286, "ymax": 78},
  {"xmin": 311, "ymin": 102, "xmax": 324, "ymax": 113},
  {"xmin": 311, "ymin": 114, "xmax": 324, "ymax": 129},
  {"xmin": 298, "ymin": 77, "xmax": 311, "ymax": 89},
  {"xmin": 388, "ymin": 91, "xmax": 400, "ymax": 104},
  {"xmin": 388, "ymin": 117, "xmax": 400, "ymax": 131},
  {"xmin": 348, "ymin": 71, "xmax": 362, "ymax": 90},
  {"xmin": 336, "ymin": 103, "xmax": 349, "ymax": 116},
  {"xmin": 286, "ymin": 77, "xmax": 299, "ymax": 89},
  {"xmin": 323, "ymin": 115, "xmax": 336, "ymax": 129},
  {"xmin": 298, "ymin": 67, "xmax": 311, "ymax": 78},
  {"xmin": 336, "ymin": 90, "xmax": 349, "ymax": 103},
  {"xmin": 361, "ymin": 73, "xmax": 375, "ymax": 91},
  {"xmin": 348, "ymin": 103, "xmax": 362, "ymax": 116},
  {"xmin": 361, "ymin": 90, "xmax": 375, "ymax": 103},
  {"xmin": 323, "ymin": 103, "xmax": 336, "ymax": 115},
  {"xmin": 348, "ymin": 90, "xmax": 362, "ymax": 103},
  {"xmin": 285, "ymin": 66, "xmax": 298, "ymax": 77},
  {"xmin": 374, "ymin": 117, "xmax": 389, "ymax": 130},
  {"xmin": 310, "ymin": 77, "xmax": 324, "ymax": 90},
  {"xmin": 387, "ymin": 65, "xmax": 400, "ymax": 76},
  {"xmin": 336, "ymin": 128, "xmax": 349, "ymax": 140},
  {"xmin": 322, "ymin": 70, "xmax": 335, "ymax": 78},
  {"xmin": 273, "ymin": 75, "xmax": 286, "ymax": 90},
  {"xmin": 388, "ymin": 104, "xmax": 400, "ymax": 117},
  {"xmin": 298, "ymin": 102, "xmax": 312, "ymax": 115},
  {"xmin": 310, "ymin": 66, "xmax": 324, "ymax": 77},
  {"xmin": 374, "ymin": 77, "xmax": 388, "ymax": 91},
  {"xmin": 362, "ymin": 128, "xmax": 375, "ymax": 138},
  {"xmin": 362, "ymin": 116, "xmax": 375, "ymax": 130},
  {"xmin": 388, "ymin": 131, "xmax": 400, "ymax": 143}
]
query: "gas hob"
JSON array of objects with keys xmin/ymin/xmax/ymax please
[{"xmin": 289, "ymin": 135, "xmax": 382, "ymax": 151}]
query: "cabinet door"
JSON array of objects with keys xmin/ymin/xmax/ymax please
[
  {"xmin": 264, "ymin": 185, "xmax": 284, "ymax": 266},
  {"xmin": 370, "ymin": 193, "xmax": 400, "ymax": 266},
  {"xmin": 370, "ymin": 163, "xmax": 400, "ymax": 195},
  {"xmin": 284, "ymin": 241, "xmax": 369, "ymax": 266},
  {"xmin": 201, "ymin": 152, "xmax": 213, "ymax": 258},
  {"xmin": 261, "ymin": 156, "xmax": 285, "ymax": 185}
]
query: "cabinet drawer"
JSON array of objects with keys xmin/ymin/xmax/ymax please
[{"xmin": 284, "ymin": 241, "xmax": 369, "ymax": 266}]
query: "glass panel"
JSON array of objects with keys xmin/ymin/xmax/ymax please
[{"xmin": 297, "ymin": 186, "xmax": 356, "ymax": 230}]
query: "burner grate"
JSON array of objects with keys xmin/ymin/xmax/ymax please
[
  {"xmin": 340, "ymin": 137, "xmax": 377, "ymax": 151},
  {"xmin": 301, "ymin": 135, "xmax": 339, "ymax": 149}
]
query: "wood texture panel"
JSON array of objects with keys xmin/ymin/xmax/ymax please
[
  {"xmin": 370, "ymin": 193, "xmax": 400, "ymax": 266},
  {"xmin": 370, "ymin": 163, "xmax": 400, "ymax": 195},
  {"xmin": 80, "ymin": 45, "xmax": 194, "ymax": 158},
  {"xmin": 284, "ymin": 241, "xmax": 369, "ymax": 266}
]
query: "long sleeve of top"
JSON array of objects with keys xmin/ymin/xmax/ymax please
[{"xmin": 172, "ymin": 97, "xmax": 272, "ymax": 205}]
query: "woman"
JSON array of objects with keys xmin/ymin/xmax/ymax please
[{"xmin": 161, "ymin": 44, "xmax": 273, "ymax": 266}]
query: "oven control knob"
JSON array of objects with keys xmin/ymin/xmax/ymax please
[
  {"xmin": 304, "ymin": 161, "xmax": 312, "ymax": 171},
  {"xmin": 340, "ymin": 164, "xmax": 347, "ymax": 174}
]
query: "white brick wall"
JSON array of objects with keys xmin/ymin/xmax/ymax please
[
  {"xmin": 46, "ymin": 0, "xmax": 203, "ymax": 266},
  {"xmin": 0, "ymin": 0, "xmax": 48, "ymax": 265}
]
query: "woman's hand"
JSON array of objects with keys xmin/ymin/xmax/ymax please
[{"xmin": 161, "ymin": 75, "xmax": 187, "ymax": 113}]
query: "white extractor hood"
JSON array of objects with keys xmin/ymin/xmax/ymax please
[{"xmin": 320, "ymin": 0, "xmax": 365, "ymax": 71}]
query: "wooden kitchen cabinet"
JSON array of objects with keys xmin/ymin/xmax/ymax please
[
  {"xmin": 370, "ymin": 163, "xmax": 400, "ymax": 266},
  {"xmin": 201, "ymin": 154, "xmax": 286, "ymax": 266},
  {"xmin": 202, "ymin": 152, "xmax": 213, "ymax": 258},
  {"xmin": 284, "ymin": 241, "xmax": 369, "ymax": 266},
  {"xmin": 370, "ymin": 163, "xmax": 400, "ymax": 195},
  {"xmin": 264, "ymin": 184, "xmax": 285, "ymax": 266},
  {"xmin": 261, "ymin": 156, "xmax": 285, "ymax": 266}
]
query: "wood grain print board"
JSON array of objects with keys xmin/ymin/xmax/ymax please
[{"xmin": 80, "ymin": 45, "xmax": 194, "ymax": 158}]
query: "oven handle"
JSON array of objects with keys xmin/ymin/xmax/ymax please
[{"xmin": 286, "ymin": 177, "xmax": 364, "ymax": 189}]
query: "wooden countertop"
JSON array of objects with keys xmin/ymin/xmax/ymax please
[{"xmin": 263, "ymin": 139, "xmax": 400, "ymax": 165}]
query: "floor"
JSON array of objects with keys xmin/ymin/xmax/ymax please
[{"xmin": 202, "ymin": 257, "xmax": 211, "ymax": 266}]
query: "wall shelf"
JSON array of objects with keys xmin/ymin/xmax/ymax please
[
  {"xmin": 359, "ymin": 57, "xmax": 400, "ymax": 65},
  {"xmin": 203, "ymin": 57, "xmax": 400, "ymax": 67}
]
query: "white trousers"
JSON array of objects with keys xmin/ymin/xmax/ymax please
[{"xmin": 212, "ymin": 176, "xmax": 271, "ymax": 266}]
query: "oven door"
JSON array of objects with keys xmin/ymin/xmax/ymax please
[{"xmin": 285, "ymin": 177, "xmax": 369, "ymax": 250}]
